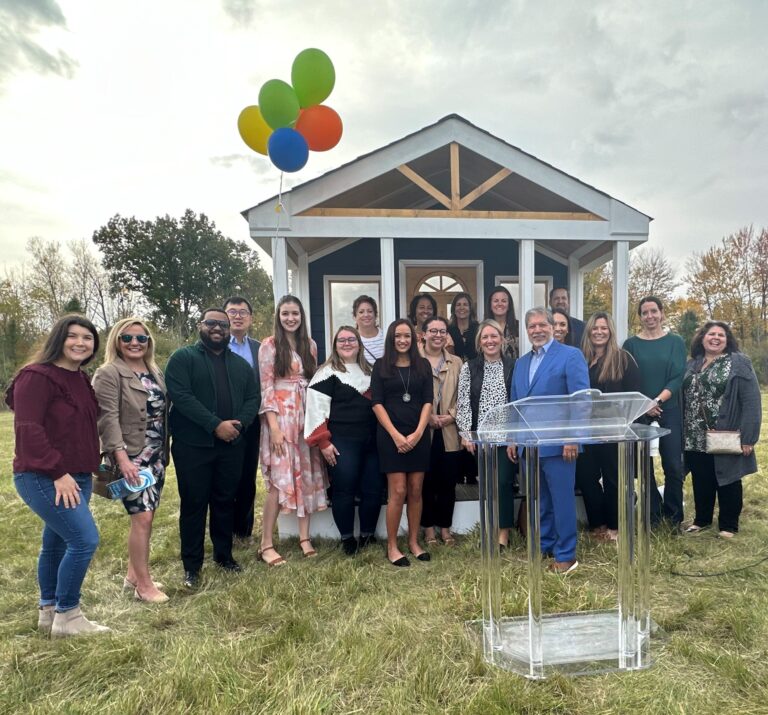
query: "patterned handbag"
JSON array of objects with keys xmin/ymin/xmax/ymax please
[{"xmin": 93, "ymin": 455, "xmax": 119, "ymax": 499}]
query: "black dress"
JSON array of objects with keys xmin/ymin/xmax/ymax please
[
  {"xmin": 448, "ymin": 322, "xmax": 479, "ymax": 361},
  {"xmin": 371, "ymin": 359, "xmax": 433, "ymax": 472}
]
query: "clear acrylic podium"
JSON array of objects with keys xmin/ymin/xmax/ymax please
[{"xmin": 461, "ymin": 390, "xmax": 669, "ymax": 680}]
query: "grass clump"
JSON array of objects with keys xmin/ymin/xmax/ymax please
[{"xmin": 2, "ymin": 403, "xmax": 768, "ymax": 714}]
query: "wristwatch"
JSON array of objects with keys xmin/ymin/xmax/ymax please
[{"xmin": 655, "ymin": 398, "xmax": 663, "ymax": 406}]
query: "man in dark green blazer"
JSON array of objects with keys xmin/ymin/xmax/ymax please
[{"xmin": 166, "ymin": 307, "xmax": 260, "ymax": 588}]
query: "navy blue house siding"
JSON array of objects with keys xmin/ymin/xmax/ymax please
[{"xmin": 309, "ymin": 237, "xmax": 568, "ymax": 360}]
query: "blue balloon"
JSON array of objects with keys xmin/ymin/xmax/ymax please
[{"xmin": 267, "ymin": 127, "xmax": 309, "ymax": 173}]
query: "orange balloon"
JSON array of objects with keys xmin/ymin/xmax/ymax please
[{"xmin": 295, "ymin": 105, "xmax": 343, "ymax": 152}]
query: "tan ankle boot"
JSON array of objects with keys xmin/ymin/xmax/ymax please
[
  {"xmin": 38, "ymin": 605, "xmax": 55, "ymax": 635},
  {"xmin": 51, "ymin": 607, "xmax": 111, "ymax": 637}
]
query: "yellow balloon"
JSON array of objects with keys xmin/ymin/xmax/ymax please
[{"xmin": 237, "ymin": 105, "xmax": 272, "ymax": 155}]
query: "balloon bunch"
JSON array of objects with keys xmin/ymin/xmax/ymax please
[{"xmin": 237, "ymin": 49, "xmax": 343, "ymax": 173}]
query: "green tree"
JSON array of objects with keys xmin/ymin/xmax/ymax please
[
  {"xmin": 92, "ymin": 210, "xmax": 272, "ymax": 335},
  {"xmin": 676, "ymin": 309, "xmax": 700, "ymax": 352}
]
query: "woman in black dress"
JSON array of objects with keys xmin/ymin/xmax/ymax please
[
  {"xmin": 371, "ymin": 319, "xmax": 433, "ymax": 567},
  {"xmin": 447, "ymin": 292, "xmax": 479, "ymax": 361}
]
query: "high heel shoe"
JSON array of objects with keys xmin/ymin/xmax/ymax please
[
  {"xmin": 299, "ymin": 538, "xmax": 317, "ymax": 558},
  {"xmin": 123, "ymin": 577, "xmax": 164, "ymax": 591},
  {"xmin": 257, "ymin": 545, "xmax": 286, "ymax": 567},
  {"xmin": 134, "ymin": 588, "xmax": 169, "ymax": 604}
]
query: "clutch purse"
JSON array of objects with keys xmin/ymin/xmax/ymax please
[
  {"xmin": 93, "ymin": 455, "xmax": 119, "ymax": 499},
  {"xmin": 705, "ymin": 430, "xmax": 742, "ymax": 455}
]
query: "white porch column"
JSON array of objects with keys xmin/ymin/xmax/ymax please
[
  {"xmin": 296, "ymin": 252, "xmax": 311, "ymax": 321},
  {"xmin": 380, "ymin": 238, "xmax": 396, "ymax": 329},
  {"xmin": 612, "ymin": 241, "xmax": 630, "ymax": 344},
  {"xmin": 568, "ymin": 257, "xmax": 583, "ymax": 321},
  {"xmin": 271, "ymin": 235, "xmax": 289, "ymax": 304},
  {"xmin": 518, "ymin": 239, "xmax": 536, "ymax": 355}
]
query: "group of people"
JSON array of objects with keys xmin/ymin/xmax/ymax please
[{"xmin": 6, "ymin": 284, "xmax": 761, "ymax": 636}]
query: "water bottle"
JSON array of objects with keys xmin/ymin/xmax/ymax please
[
  {"xmin": 107, "ymin": 468, "xmax": 156, "ymax": 500},
  {"xmin": 649, "ymin": 421, "xmax": 660, "ymax": 457}
]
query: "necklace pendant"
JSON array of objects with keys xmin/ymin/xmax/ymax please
[{"xmin": 402, "ymin": 392, "xmax": 411, "ymax": 403}]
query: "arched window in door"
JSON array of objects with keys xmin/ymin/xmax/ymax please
[{"xmin": 416, "ymin": 272, "xmax": 468, "ymax": 318}]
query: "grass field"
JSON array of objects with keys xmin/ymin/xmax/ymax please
[{"xmin": 1, "ymin": 409, "xmax": 768, "ymax": 715}]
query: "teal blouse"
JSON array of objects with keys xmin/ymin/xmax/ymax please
[{"xmin": 623, "ymin": 332, "xmax": 687, "ymax": 404}]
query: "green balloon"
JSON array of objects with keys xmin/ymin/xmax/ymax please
[
  {"xmin": 291, "ymin": 48, "xmax": 335, "ymax": 108},
  {"xmin": 258, "ymin": 79, "xmax": 300, "ymax": 130}
]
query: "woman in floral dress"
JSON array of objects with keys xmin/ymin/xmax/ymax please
[
  {"xmin": 93, "ymin": 318, "xmax": 169, "ymax": 603},
  {"xmin": 258, "ymin": 295, "xmax": 327, "ymax": 565}
]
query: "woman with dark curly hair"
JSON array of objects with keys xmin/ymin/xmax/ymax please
[{"xmin": 682, "ymin": 321, "xmax": 761, "ymax": 538}]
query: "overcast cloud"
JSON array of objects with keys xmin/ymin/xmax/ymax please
[{"xmin": 0, "ymin": 0, "xmax": 766, "ymax": 274}]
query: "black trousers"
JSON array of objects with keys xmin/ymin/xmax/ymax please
[
  {"xmin": 172, "ymin": 439, "xmax": 245, "ymax": 572},
  {"xmin": 421, "ymin": 430, "xmax": 460, "ymax": 529},
  {"xmin": 232, "ymin": 420, "xmax": 260, "ymax": 538},
  {"xmin": 686, "ymin": 450, "xmax": 743, "ymax": 532},
  {"xmin": 575, "ymin": 443, "xmax": 619, "ymax": 530}
]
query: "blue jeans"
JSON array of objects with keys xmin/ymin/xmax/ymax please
[
  {"xmin": 327, "ymin": 435, "xmax": 382, "ymax": 539},
  {"xmin": 14, "ymin": 472, "xmax": 100, "ymax": 612}
]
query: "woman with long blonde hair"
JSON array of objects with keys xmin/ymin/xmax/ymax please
[
  {"xmin": 93, "ymin": 318, "xmax": 169, "ymax": 603},
  {"xmin": 576, "ymin": 312, "xmax": 641, "ymax": 541}
]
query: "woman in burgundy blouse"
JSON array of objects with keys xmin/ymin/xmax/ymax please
[{"xmin": 6, "ymin": 315, "xmax": 110, "ymax": 637}]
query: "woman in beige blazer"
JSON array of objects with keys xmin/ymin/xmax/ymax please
[
  {"xmin": 93, "ymin": 318, "xmax": 169, "ymax": 603},
  {"xmin": 420, "ymin": 316, "xmax": 462, "ymax": 545}
]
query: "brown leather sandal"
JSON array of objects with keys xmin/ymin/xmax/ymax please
[
  {"xmin": 299, "ymin": 538, "xmax": 318, "ymax": 558},
  {"xmin": 257, "ymin": 545, "xmax": 286, "ymax": 567}
]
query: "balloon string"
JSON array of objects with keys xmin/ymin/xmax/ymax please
[{"xmin": 274, "ymin": 171, "xmax": 285, "ymax": 237}]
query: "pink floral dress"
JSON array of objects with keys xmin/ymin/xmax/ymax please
[{"xmin": 259, "ymin": 336, "xmax": 327, "ymax": 516}]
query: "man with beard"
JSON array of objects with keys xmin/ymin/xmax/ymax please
[{"xmin": 165, "ymin": 307, "xmax": 260, "ymax": 588}]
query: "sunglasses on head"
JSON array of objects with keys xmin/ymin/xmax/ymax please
[
  {"xmin": 201, "ymin": 319, "xmax": 229, "ymax": 329},
  {"xmin": 119, "ymin": 334, "xmax": 149, "ymax": 344}
]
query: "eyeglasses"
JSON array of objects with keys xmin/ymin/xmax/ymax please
[
  {"xmin": 201, "ymin": 319, "xmax": 229, "ymax": 329},
  {"xmin": 336, "ymin": 337, "xmax": 358, "ymax": 345},
  {"xmin": 426, "ymin": 329, "xmax": 447, "ymax": 336},
  {"xmin": 226, "ymin": 309, "xmax": 251, "ymax": 318},
  {"xmin": 119, "ymin": 334, "xmax": 149, "ymax": 344}
]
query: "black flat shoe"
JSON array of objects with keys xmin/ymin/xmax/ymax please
[
  {"xmin": 341, "ymin": 537, "xmax": 358, "ymax": 556},
  {"xmin": 183, "ymin": 570, "xmax": 200, "ymax": 589},
  {"xmin": 215, "ymin": 559, "xmax": 242, "ymax": 573},
  {"xmin": 358, "ymin": 534, "xmax": 377, "ymax": 548},
  {"xmin": 410, "ymin": 551, "xmax": 431, "ymax": 562},
  {"xmin": 389, "ymin": 555, "xmax": 410, "ymax": 567}
]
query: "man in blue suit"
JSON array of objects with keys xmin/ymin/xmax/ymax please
[{"xmin": 508, "ymin": 307, "xmax": 589, "ymax": 573}]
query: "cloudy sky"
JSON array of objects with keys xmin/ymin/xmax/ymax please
[{"xmin": 1, "ymin": 0, "xmax": 767, "ymax": 276}]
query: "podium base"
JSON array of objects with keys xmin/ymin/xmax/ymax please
[{"xmin": 472, "ymin": 610, "xmax": 654, "ymax": 679}]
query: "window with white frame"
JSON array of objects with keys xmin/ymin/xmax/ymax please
[
  {"xmin": 325, "ymin": 278, "xmax": 381, "ymax": 345},
  {"xmin": 495, "ymin": 277, "xmax": 552, "ymax": 315}
]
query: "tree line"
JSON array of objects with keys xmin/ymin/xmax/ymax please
[
  {"xmin": 0, "ymin": 210, "xmax": 273, "ymax": 390},
  {"xmin": 2, "ymin": 218, "xmax": 767, "ymax": 391},
  {"xmin": 584, "ymin": 224, "xmax": 768, "ymax": 381}
]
